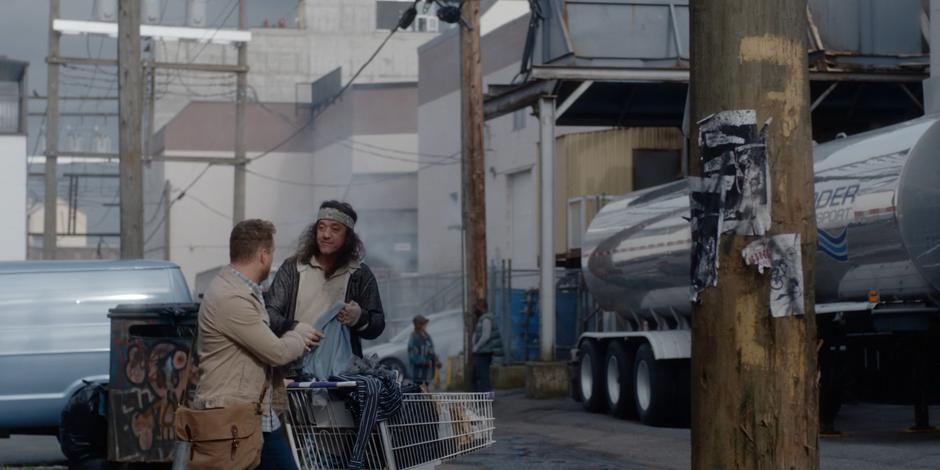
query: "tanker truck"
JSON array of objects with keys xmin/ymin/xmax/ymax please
[{"xmin": 573, "ymin": 115, "xmax": 940, "ymax": 427}]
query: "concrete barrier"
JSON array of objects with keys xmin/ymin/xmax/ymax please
[
  {"xmin": 491, "ymin": 365, "xmax": 527, "ymax": 389},
  {"xmin": 525, "ymin": 361, "xmax": 570, "ymax": 398}
]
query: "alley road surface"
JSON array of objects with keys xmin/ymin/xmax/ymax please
[{"xmin": 2, "ymin": 389, "xmax": 939, "ymax": 469}]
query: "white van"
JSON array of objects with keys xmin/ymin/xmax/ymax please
[{"xmin": 0, "ymin": 260, "xmax": 191, "ymax": 436}]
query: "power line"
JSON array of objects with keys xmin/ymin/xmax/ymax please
[
  {"xmin": 336, "ymin": 140, "xmax": 460, "ymax": 165},
  {"xmin": 244, "ymin": 159, "xmax": 454, "ymax": 189},
  {"xmin": 188, "ymin": 0, "xmax": 239, "ymax": 64},
  {"xmin": 184, "ymin": 193, "xmax": 231, "ymax": 220},
  {"xmin": 154, "ymin": 0, "xmax": 239, "ymax": 100},
  {"xmin": 142, "ymin": 1, "xmax": 421, "ymax": 247},
  {"xmin": 249, "ymin": 16, "xmax": 409, "ymax": 164},
  {"xmin": 343, "ymin": 139, "xmax": 459, "ymax": 160},
  {"xmin": 174, "ymin": 164, "xmax": 214, "ymax": 204}
]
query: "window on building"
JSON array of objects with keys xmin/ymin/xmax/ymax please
[
  {"xmin": 512, "ymin": 109, "xmax": 527, "ymax": 131},
  {"xmin": 415, "ymin": 16, "xmax": 439, "ymax": 32},
  {"xmin": 376, "ymin": 0, "xmax": 440, "ymax": 32},
  {"xmin": 633, "ymin": 149, "xmax": 682, "ymax": 190},
  {"xmin": 376, "ymin": 1, "xmax": 409, "ymax": 30},
  {"xmin": 0, "ymin": 81, "xmax": 20, "ymax": 134}
]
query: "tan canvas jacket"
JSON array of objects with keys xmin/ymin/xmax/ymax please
[{"xmin": 192, "ymin": 268, "xmax": 306, "ymax": 413}]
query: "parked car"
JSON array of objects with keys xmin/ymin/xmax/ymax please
[
  {"xmin": 363, "ymin": 309, "xmax": 463, "ymax": 379},
  {"xmin": 0, "ymin": 260, "xmax": 192, "ymax": 436}
]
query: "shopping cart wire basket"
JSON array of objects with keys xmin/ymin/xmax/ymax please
[{"xmin": 285, "ymin": 382, "xmax": 495, "ymax": 470}]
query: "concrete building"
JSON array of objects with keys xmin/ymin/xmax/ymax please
[
  {"xmin": 146, "ymin": 0, "xmax": 448, "ymax": 285},
  {"xmin": 152, "ymin": 0, "xmax": 450, "ymax": 131},
  {"xmin": 150, "ymin": 82, "xmax": 420, "ymax": 287},
  {"xmin": 25, "ymin": 159, "xmax": 121, "ymax": 260},
  {"xmin": 418, "ymin": 14, "xmax": 543, "ymax": 276},
  {"xmin": 145, "ymin": 0, "xmax": 532, "ymax": 290},
  {"xmin": 0, "ymin": 59, "xmax": 28, "ymax": 261},
  {"xmin": 416, "ymin": 11, "xmax": 681, "ymax": 278}
]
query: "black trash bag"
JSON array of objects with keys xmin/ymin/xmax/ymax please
[{"xmin": 59, "ymin": 381, "xmax": 108, "ymax": 465}]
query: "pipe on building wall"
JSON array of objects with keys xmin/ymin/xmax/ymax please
[
  {"xmin": 539, "ymin": 95, "xmax": 556, "ymax": 361},
  {"xmin": 925, "ymin": 0, "xmax": 940, "ymax": 113}
]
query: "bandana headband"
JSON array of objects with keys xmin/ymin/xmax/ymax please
[{"xmin": 317, "ymin": 207, "xmax": 355, "ymax": 229}]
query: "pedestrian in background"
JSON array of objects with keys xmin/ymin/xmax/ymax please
[
  {"xmin": 408, "ymin": 314, "xmax": 438, "ymax": 387},
  {"xmin": 471, "ymin": 299, "xmax": 502, "ymax": 393}
]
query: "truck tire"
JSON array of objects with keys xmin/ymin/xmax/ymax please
[
  {"xmin": 605, "ymin": 341, "xmax": 637, "ymax": 419},
  {"xmin": 633, "ymin": 343, "xmax": 672, "ymax": 426},
  {"xmin": 578, "ymin": 340, "xmax": 607, "ymax": 413}
]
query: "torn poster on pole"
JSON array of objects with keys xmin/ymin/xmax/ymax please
[
  {"xmin": 742, "ymin": 234, "xmax": 805, "ymax": 317},
  {"xmin": 689, "ymin": 176, "xmax": 723, "ymax": 301},
  {"xmin": 698, "ymin": 110, "xmax": 771, "ymax": 236}
]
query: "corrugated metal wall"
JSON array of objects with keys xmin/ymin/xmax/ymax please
[
  {"xmin": 809, "ymin": 0, "xmax": 923, "ymax": 55},
  {"xmin": 553, "ymin": 127, "xmax": 684, "ymax": 255},
  {"xmin": 536, "ymin": 0, "xmax": 925, "ymax": 67}
]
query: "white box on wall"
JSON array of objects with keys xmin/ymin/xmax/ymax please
[{"xmin": 0, "ymin": 135, "xmax": 26, "ymax": 260}]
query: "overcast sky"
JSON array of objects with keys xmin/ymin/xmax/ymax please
[{"xmin": 2, "ymin": 0, "xmax": 297, "ymax": 154}]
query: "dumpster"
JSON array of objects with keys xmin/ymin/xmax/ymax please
[{"xmin": 107, "ymin": 303, "xmax": 199, "ymax": 463}]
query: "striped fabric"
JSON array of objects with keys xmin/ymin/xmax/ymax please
[{"xmin": 333, "ymin": 373, "xmax": 403, "ymax": 470}]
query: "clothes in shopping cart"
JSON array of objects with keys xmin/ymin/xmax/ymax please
[
  {"xmin": 302, "ymin": 302, "xmax": 354, "ymax": 379},
  {"xmin": 331, "ymin": 372, "xmax": 403, "ymax": 470}
]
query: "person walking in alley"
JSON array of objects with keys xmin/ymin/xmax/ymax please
[
  {"xmin": 471, "ymin": 299, "xmax": 503, "ymax": 393},
  {"xmin": 408, "ymin": 314, "xmax": 439, "ymax": 387},
  {"xmin": 183, "ymin": 219, "xmax": 320, "ymax": 470}
]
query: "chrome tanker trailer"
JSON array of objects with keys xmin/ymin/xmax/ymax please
[{"xmin": 574, "ymin": 115, "xmax": 940, "ymax": 427}]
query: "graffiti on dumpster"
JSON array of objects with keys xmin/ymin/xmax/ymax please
[{"xmin": 111, "ymin": 338, "xmax": 196, "ymax": 460}]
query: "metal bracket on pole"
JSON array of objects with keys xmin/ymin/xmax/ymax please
[
  {"xmin": 810, "ymin": 82, "xmax": 838, "ymax": 111},
  {"xmin": 555, "ymin": 80, "xmax": 593, "ymax": 120}
]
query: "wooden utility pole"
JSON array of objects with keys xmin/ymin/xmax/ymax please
[
  {"xmin": 233, "ymin": 0, "xmax": 247, "ymax": 224},
  {"xmin": 690, "ymin": 1, "xmax": 818, "ymax": 469},
  {"xmin": 118, "ymin": 0, "xmax": 144, "ymax": 258},
  {"xmin": 163, "ymin": 180, "xmax": 172, "ymax": 261},
  {"xmin": 43, "ymin": 0, "xmax": 60, "ymax": 260},
  {"xmin": 460, "ymin": 0, "xmax": 486, "ymax": 390}
]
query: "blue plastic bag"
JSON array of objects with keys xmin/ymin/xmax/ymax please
[{"xmin": 302, "ymin": 301, "xmax": 355, "ymax": 379}]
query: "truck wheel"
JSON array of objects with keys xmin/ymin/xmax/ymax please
[
  {"xmin": 579, "ymin": 340, "xmax": 607, "ymax": 413},
  {"xmin": 605, "ymin": 341, "xmax": 637, "ymax": 419},
  {"xmin": 634, "ymin": 343, "xmax": 670, "ymax": 426}
]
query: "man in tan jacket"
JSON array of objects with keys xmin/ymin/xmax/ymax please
[{"xmin": 193, "ymin": 219, "xmax": 319, "ymax": 468}]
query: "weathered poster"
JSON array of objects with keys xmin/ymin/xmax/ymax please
[
  {"xmin": 742, "ymin": 233, "xmax": 805, "ymax": 317},
  {"xmin": 728, "ymin": 140, "xmax": 771, "ymax": 235},
  {"xmin": 698, "ymin": 110, "xmax": 771, "ymax": 236},
  {"xmin": 689, "ymin": 176, "xmax": 723, "ymax": 301},
  {"xmin": 698, "ymin": 110, "xmax": 758, "ymax": 172}
]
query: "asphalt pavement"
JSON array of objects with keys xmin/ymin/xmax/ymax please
[
  {"xmin": 2, "ymin": 390, "xmax": 939, "ymax": 469},
  {"xmin": 438, "ymin": 389, "xmax": 940, "ymax": 469}
]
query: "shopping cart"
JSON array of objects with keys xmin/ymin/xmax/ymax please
[{"xmin": 285, "ymin": 381, "xmax": 495, "ymax": 470}]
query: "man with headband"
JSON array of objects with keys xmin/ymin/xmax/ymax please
[{"xmin": 260, "ymin": 200, "xmax": 386, "ymax": 469}]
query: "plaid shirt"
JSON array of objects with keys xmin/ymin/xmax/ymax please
[{"xmin": 228, "ymin": 266, "xmax": 280, "ymax": 432}]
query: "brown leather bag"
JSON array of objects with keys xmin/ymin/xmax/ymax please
[
  {"xmin": 174, "ymin": 362, "xmax": 269, "ymax": 470},
  {"xmin": 174, "ymin": 401, "xmax": 263, "ymax": 470}
]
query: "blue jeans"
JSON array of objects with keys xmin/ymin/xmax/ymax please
[
  {"xmin": 412, "ymin": 364, "xmax": 432, "ymax": 385},
  {"xmin": 473, "ymin": 353, "xmax": 493, "ymax": 392},
  {"xmin": 257, "ymin": 427, "xmax": 297, "ymax": 470}
]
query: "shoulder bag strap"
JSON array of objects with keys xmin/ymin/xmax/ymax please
[{"xmin": 179, "ymin": 331, "xmax": 199, "ymax": 407}]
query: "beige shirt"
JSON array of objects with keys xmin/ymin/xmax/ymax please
[
  {"xmin": 193, "ymin": 269, "xmax": 308, "ymax": 411},
  {"xmin": 295, "ymin": 256, "xmax": 359, "ymax": 326}
]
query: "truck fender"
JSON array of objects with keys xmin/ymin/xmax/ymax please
[{"xmin": 578, "ymin": 330, "xmax": 691, "ymax": 360}]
